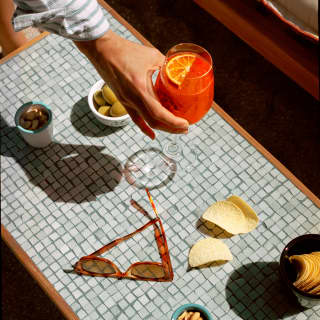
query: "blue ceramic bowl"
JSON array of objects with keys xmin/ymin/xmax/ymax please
[{"xmin": 172, "ymin": 303, "xmax": 213, "ymax": 320}]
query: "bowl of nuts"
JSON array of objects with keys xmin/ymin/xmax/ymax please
[
  {"xmin": 15, "ymin": 101, "xmax": 53, "ymax": 148},
  {"xmin": 88, "ymin": 79, "xmax": 131, "ymax": 127},
  {"xmin": 172, "ymin": 303, "xmax": 213, "ymax": 320}
]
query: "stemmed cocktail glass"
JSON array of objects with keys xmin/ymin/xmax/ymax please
[
  {"xmin": 155, "ymin": 43, "xmax": 214, "ymax": 164},
  {"xmin": 126, "ymin": 43, "xmax": 214, "ymax": 188}
]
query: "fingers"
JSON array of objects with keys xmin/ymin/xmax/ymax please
[
  {"xmin": 139, "ymin": 106, "xmax": 189, "ymax": 134},
  {"xmin": 145, "ymin": 68, "xmax": 189, "ymax": 130},
  {"xmin": 95, "ymin": 43, "xmax": 190, "ymax": 138},
  {"xmin": 109, "ymin": 70, "xmax": 189, "ymax": 137},
  {"xmin": 125, "ymin": 107, "xmax": 155, "ymax": 140},
  {"xmin": 145, "ymin": 96, "xmax": 189, "ymax": 130},
  {"xmin": 125, "ymin": 104, "xmax": 188, "ymax": 140}
]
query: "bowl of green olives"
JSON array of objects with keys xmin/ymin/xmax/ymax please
[{"xmin": 88, "ymin": 79, "xmax": 131, "ymax": 127}]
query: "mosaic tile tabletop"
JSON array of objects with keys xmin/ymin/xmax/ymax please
[{"xmin": 1, "ymin": 8, "xmax": 320, "ymax": 320}]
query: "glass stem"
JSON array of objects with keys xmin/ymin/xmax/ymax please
[
  {"xmin": 171, "ymin": 134, "xmax": 178, "ymax": 150},
  {"xmin": 163, "ymin": 134, "xmax": 181, "ymax": 159}
]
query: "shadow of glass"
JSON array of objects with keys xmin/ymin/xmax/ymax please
[
  {"xmin": 70, "ymin": 97, "xmax": 122, "ymax": 137},
  {"xmin": 1, "ymin": 116, "xmax": 122, "ymax": 203},
  {"xmin": 196, "ymin": 218, "xmax": 233, "ymax": 239},
  {"xmin": 226, "ymin": 262, "xmax": 303, "ymax": 319}
]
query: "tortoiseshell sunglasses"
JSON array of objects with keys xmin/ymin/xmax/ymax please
[{"xmin": 73, "ymin": 189, "xmax": 174, "ymax": 282}]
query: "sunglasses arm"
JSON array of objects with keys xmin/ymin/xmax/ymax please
[
  {"xmin": 90, "ymin": 218, "xmax": 160, "ymax": 257},
  {"xmin": 153, "ymin": 220, "xmax": 174, "ymax": 280}
]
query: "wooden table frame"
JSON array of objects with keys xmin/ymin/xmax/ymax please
[
  {"xmin": 194, "ymin": 0, "xmax": 319, "ymax": 100},
  {"xmin": 1, "ymin": 1, "xmax": 319, "ymax": 319}
]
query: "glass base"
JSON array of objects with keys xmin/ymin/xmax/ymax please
[
  {"xmin": 159, "ymin": 127, "xmax": 200, "ymax": 173},
  {"xmin": 124, "ymin": 139, "xmax": 176, "ymax": 189},
  {"xmin": 162, "ymin": 139, "xmax": 182, "ymax": 161}
]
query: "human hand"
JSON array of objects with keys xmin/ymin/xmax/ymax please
[{"xmin": 74, "ymin": 30, "xmax": 189, "ymax": 139}]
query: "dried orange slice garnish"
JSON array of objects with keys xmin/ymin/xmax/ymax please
[{"xmin": 165, "ymin": 53, "xmax": 196, "ymax": 86}]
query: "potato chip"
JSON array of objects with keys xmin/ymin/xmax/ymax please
[
  {"xmin": 308, "ymin": 285, "xmax": 320, "ymax": 295},
  {"xmin": 227, "ymin": 195, "xmax": 259, "ymax": 232},
  {"xmin": 202, "ymin": 200, "xmax": 248, "ymax": 235},
  {"xmin": 289, "ymin": 251, "xmax": 320, "ymax": 295},
  {"xmin": 189, "ymin": 238, "xmax": 232, "ymax": 268}
]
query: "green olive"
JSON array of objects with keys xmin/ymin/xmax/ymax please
[
  {"xmin": 98, "ymin": 106, "xmax": 111, "ymax": 116},
  {"xmin": 110, "ymin": 101, "xmax": 127, "ymax": 117},
  {"xmin": 102, "ymin": 85, "xmax": 118, "ymax": 105},
  {"xmin": 93, "ymin": 90, "xmax": 106, "ymax": 106}
]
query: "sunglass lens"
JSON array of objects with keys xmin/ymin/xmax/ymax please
[
  {"xmin": 131, "ymin": 264, "xmax": 165, "ymax": 279},
  {"xmin": 81, "ymin": 259, "xmax": 116, "ymax": 274}
]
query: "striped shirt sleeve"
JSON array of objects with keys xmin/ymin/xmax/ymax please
[{"xmin": 12, "ymin": 0, "xmax": 109, "ymax": 41}]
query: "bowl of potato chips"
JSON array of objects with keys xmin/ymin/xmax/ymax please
[
  {"xmin": 88, "ymin": 79, "xmax": 131, "ymax": 127},
  {"xmin": 279, "ymin": 234, "xmax": 320, "ymax": 308}
]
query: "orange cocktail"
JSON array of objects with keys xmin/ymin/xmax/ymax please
[{"xmin": 155, "ymin": 44, "xmax": 214, "ymax": 124}]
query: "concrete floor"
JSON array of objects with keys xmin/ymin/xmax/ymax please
[{"xmin": 2, "ymin": 1, "xmax": 319, "ymax": 319}]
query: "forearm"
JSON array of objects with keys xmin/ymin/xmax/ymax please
[
  {"xmin": 73, "ymin": 30, "xmax": 130, "ymax": 79},
  {"xmin": 0, "ymin": 0, "xmax": 27, "ymax": 55},
  {"xmin": 73, "ymin": 30, "xmax": 115, "ymax": 74},
  {"xmin": 73, "ymin": 29, "xmax": 145, "ymax": 103},
  {"xmin": 73, "ymin": 29, "xmax": 127, "ymax": 103}
]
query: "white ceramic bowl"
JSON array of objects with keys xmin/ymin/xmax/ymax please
[{"xmin": 88, "ymin": 79, "xmax": 131, "ymax": 127}]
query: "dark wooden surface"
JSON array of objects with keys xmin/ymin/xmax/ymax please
[{"xmin": 194, "ymin": 0, "xmax": 319, "ymax": 99}]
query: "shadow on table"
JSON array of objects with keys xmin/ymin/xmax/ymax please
[
  {"xmin": 1, "ymin": 116, "xmax": 122, "ymax": 203},
  {"xmin": 196, "ymin": 219, "xmax": 233, "ymax": 239},
  {"xmin": 70, "ymin": 97, "xmax": 123, "ymax": 137},
  {"xmin": 187, "ymin": 259, "xmax": 230, "ymax": 273},
  {"xmin": 226, "ymin": 262, "xmax": 303, "ymax": 319},
  {"xmin": 71, "ymin": 97, "xmax": 179, "ymax": 191}
]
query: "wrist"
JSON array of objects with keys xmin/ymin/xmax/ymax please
[{"xmin": 74, "ymin": 29, "xmax": 116, "ymax": 60}]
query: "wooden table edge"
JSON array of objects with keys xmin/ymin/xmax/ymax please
[
  {"xmin": 1, "ymin": 1, "xmax": 319, "ymax": 319},
  {"xmin": 0, "ymin": 32, "xmax": 50, "ymax": 65},
  {"xmin": 1, "ymin": 224, "xmax": 79, "ymax": 320},
  {"xmin": 212, "ymin": 102, "xmax": 320, "ymax": 208}
]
